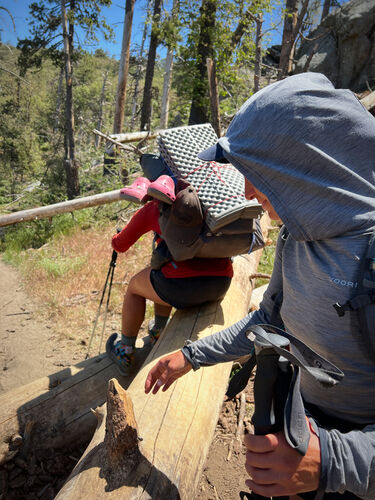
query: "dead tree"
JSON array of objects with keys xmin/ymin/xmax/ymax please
[
  {"xmin": 61, "ymin": 0, "xmax": 80, "ymax": 199},
  {"xmin": 278, "ymin": 0, "xmax": 309, "ymax": 79},
  {"xmin": 130, "ymin": 0, "xmax": 152, "ymax": 131},
  {"xmin": 250, "ymin": 12, "xmax": 264, "ymax": 93},
  {"xmin": 54, "ymin": 215, "xmax": 270, "ymax": 498},
  {"xmin": 95, "ymin": 70, "xmax": 109, "ymax": 148},
  {"xmin": 140, "ymin": 0, "xmax": 162, "ymax": 131},
  {"xmin": 206, "ymin": 58, "xmax": 221, "ymax": 137},
  {"xmin": 160, "ymin": 0, "xmax": 179, "ymax": 129},
  {"xmin": 113, "ymin": 0, "xmax": 135, "ymax": 134}
]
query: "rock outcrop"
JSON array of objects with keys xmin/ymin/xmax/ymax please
[{"xmin": 294, "ymin": 0, "xmax": 375, "ymax": 92}]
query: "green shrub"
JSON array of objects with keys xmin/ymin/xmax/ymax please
[
  {"xmin": 36, "ymin": 255, "xmax": 86, "ymax": 277},
  {"xmin": 0, "ymin": 209, "xmax": 95, "ymax": 257}
]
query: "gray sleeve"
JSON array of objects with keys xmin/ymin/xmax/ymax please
[
  {"xmin": 182, "ymin": 229, "xmax": 286, "ymax": 368},
  {"xmin": 318, "ymin": 424, "xmax": 375, "ymax": 499}
]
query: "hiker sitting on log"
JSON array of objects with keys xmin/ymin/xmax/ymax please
[
  {"xmin": 145, "ymin": 73, "xmax": 375, "ymax": 499},
  {"xmin": 106, "ymin": 176, "xmax": 235, "ymax": 376}
]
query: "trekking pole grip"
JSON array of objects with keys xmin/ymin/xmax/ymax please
[
  {"xmin": 110, "ymin": 227, "xmax": 122, "ymax": 265},
  {"xmin": 252, "ymin": 344, "xmax": 281, "ymax": 435},
  {"xmin": 251, "ymin": 331, "xmax": 290, "ymax": 435}
]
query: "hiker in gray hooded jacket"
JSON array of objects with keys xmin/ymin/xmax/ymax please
[{"xmin": 144, "ymin": 72, "xmax": 375, "ymax": 499}]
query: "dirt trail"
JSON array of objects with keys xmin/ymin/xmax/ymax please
[{"xmin": 0, "ymin": 259, "xmax": 84, "ymax": 394}]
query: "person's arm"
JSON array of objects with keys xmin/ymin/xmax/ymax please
[
  {"xmin": 111, "ymin": 200, "xmax": 160, "ymax": 253},
  {"xmin": 318, "ymin": 423, "xmax": 375, "ymax": 498}
]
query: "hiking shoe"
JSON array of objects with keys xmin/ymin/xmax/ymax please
[
  {"xmin": 147, "ymin": 175, "xmax": 176, "ymax": 204},
  {"xmin": 106, "ymin": 333, "xmax": 135, "ymax": 376},
  {"xmin": 144, "ymin": 319, "xmax": 166, "ymax": 345},
  {"xmin": 148, "ymin": 330, "xmax": 161, "ymax": 344},
  {"xmin": 120, "ymin": 177, "xmax": 151, "ymax": 204}
]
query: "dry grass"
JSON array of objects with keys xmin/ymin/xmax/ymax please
[
  {"xmin": 17, "ymin": 218, "xmax": 154, "ymax": 350},
  {"xmin": 12, "ymin": 215, "xmax": 279, "ymax": 354}
]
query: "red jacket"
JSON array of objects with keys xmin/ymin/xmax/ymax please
[{"xmin": 112, "ymin": 200, "xmax": 233, "ymax": 279}]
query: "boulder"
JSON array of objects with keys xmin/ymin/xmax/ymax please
[{"xmin": 294, "ymin": 0, "xmax": 375, "ymax": 91}]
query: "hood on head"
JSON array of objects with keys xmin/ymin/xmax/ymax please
[{"xmin": 212, "ymin": 73, "xmax": 375, "ymax": 241}]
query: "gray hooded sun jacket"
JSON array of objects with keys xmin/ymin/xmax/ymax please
[{"xmin": 182, "ymin": 73, "xmax": 375, "ymax": 498}]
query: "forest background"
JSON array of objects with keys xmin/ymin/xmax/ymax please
[
  {"xmin": 0, "ymin": 0, "xmax": 344, "ymax": 239},
  {"xmin": 0, "ymin": 0, "xmax": 346, "ymax": 356}
]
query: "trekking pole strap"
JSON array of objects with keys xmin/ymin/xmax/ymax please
[
  {"xmin": 248, "ymin": 325, "xmax": 344, "ymax": 387},
  {"xmin": 247, "ymin": 325, "xmax": 344, "ymax": 456}
]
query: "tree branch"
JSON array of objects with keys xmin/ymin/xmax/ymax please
[{"xmin": 0, "ymin": 66, "xmax": 30, "ymax": 84}]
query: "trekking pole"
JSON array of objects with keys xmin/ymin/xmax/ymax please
[
  {"xmin": 85, "ymin": 230, "xmax": 120, "ymax": 359},
  {"xmin": 240, "ymin": 330, "xmax": 291, "ymax": 500},
  {"xmin": 97, "ymin": 247, "xmax": 117, "ymax": 354},
  {"xmin": 252, "ymin": 332, "xmax": 291, "ymax": 435}
]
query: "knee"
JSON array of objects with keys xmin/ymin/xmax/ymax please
[{"xmin": 126, "ymin": 270, "xmax": 148, "ymax": 297}]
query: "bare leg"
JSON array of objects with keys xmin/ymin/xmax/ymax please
[
  {"xmin": 154, "ymin": 302, "xmax": 172, "ymax": 317},
  {"xmin": 121, "ymin": 267, "xmax": 170, "ymax": 338}
]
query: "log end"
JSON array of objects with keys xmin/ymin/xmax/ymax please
[{"xmin": 105, "ymin": 378, "xmax": 139, "ymax": 465}]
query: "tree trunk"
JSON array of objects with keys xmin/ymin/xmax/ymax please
[
  {"xmin": 188, "ymin": 0, "xmax": 217, "ymax": 126},
  {"xmin": 140, "ymin": 0, "xmax": 162, "ymax": 131},
  {"xmin": 287, "ymin": 0, "xmax": 309, "ymax": 74},
  {"xmin": 113, "ymin": 0, "xmax": 135, "ymax": 134},
  {"xmin": 0, "ymin": 189, "xmax": 124, "ymax": 228},
  {"xmin": 95, "ymin": 70, "xmax": 109, "ymax": 148},
  {"xmin": 278, "ymin": 0, "xmax": 299, "ymax": 80},
  {"xmin": 0, "ymin": 215, "xmax": 270, "ymax": 494},
  {"xmin": 160, "ymin": 0, "xmax": 179, "ymax": 130},
  {"xmin": 206, "ymin": 58, "xmax": 221, "ymax": 137},
  {"xmin": 54, "ymin": 215, "xmax": 270, "ymax": 499},
  {"xmin": 160, "ymin": 48, "xmax": 174, "ymax": 129},
  {"xmin": 53, "ymin": 67, "xmax": 64, "ymax": 133},
  {"xmin": 130, "ymin": 0, "xmax": 152, "ymax": 131},
  {"xmin": 61, "ymin": 0, "xmax": 80, "ymax": 199},
  {"xmin": 253, "ymin": 13, "xmax": 263, "ymax": 93},
  {"xmin": 279, "ymin": 0, "xmax": 310, "ymax": 78},
  {"xmin": 320, "ymin": 0, "xmax": 331, "ymax": 22}
]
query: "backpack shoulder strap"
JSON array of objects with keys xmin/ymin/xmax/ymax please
[{"xmin": 333, "ymin": 230, "xmax": 375, "ymax": 362}]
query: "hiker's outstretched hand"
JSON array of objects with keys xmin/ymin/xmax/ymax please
[
  {"xmin": 145, "ymin": 350, "xmax": 192, "ymax": 394},
  {"xmin": 244, "ymin": 418, "xmax": 321, "ymax": 497}
]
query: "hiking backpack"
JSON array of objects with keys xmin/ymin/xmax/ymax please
[{"xmin": 140, "ymin": 123, "xmax": 264, "ymax": 263}]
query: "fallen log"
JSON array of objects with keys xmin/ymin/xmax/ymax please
[
  {"xmin": 55, "ymin": 215, "xmax": 270, "ymax": 499},
  {"xmin": 0, "ymin": 189, "xmax": 123, "ymax": 228},
  {"xmin": 109, "ymin": 130, "xmax": 164, "ymax": 144},
  {"xmin": 0, "ymin": 347, "xmax": 152, "ymax": 465}
]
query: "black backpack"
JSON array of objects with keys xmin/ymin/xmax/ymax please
[{"xmin": 333, "ymin": 231, "xmax": 375, "ymax": 362}]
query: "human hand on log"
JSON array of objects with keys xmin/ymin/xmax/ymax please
[{"xmin": 144, "ymin": 350, "xmax": 193, "ymax": 394}]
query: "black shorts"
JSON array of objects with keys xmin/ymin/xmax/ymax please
[{"xmin": 150, "ymin": 269, "xmax": 232, "ymax": 310}]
